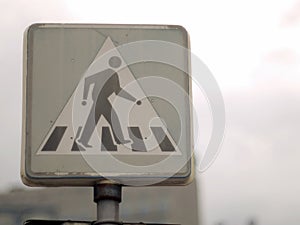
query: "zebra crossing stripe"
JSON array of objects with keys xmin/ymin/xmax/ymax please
[
  {"xmin": 128, "ymin": 127, "xmax": 147, "ymax": 152},
  {"xmin": 71, "ymin": 126, "xmax": 83, "ymax": 151},
  {"xmin": 101, "ymin": 126, "xmax": 117, "ymax": 151},
  {"xmin": 151, "ymin": 127, "xmax": 175, "ymax": 152},
  {"xmin": 41, "ymin": 126, "xmax": 67, "ymax": 151},
  {"xmin": 41, "ymin": 126, "xmax": 176, "ymax": 153}
]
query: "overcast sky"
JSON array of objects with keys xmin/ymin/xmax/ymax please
[{"xmin": 1, "ymin": 0, "xmax": 300, "ymax": 225}]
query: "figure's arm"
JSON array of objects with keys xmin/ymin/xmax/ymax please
[
  {"xmin": 119, "ymin": 89, "xmax": 136, "ymax": 102},
  {"xmin": 83, "ymin": 75, "xmax": 96, "ymax": 100},
  {"xmin": 81, "ymin": 75, "xmax": 98, "ymax": 105},
  {"xmin": 114, "ymin": 73, "xmax": 136, "ymax": 102}
]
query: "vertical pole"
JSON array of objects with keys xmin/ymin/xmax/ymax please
[{"xmin": 94, "ymin": 182, "xmax": 122, "ymax": 224}]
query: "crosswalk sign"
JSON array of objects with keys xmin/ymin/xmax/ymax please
[{"xmin": 22, "ymin": 24, "xmax": 193, "ymax": 186}]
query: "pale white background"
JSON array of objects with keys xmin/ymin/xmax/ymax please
[{"xmin": 1, "ymin": 0, "xmax": 300, "ymax": 224}]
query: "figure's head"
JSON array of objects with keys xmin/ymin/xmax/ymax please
[{"xmin": 109, "ymin": 56, "xmax": 122, "ymax": 68}]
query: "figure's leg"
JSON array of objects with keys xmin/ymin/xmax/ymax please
[
  {"xmin": 77, "ymin": 104, "xmax": 101, "ymax": 147},
  {"xmin": 103, "ymin": 106, "xmax": 130, "ymax": 144}
]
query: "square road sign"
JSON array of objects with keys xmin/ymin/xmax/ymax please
[{"xmin": 22, "ymin": 24, "xmax": 193, "ymax": 186}]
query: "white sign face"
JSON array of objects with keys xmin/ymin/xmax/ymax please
[{"xmin": 22, "ymin": 24, "xmax": 193, "ymax": 186}]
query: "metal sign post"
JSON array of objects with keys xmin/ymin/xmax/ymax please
[
  {"xmin": 22, "ymin": 23, "xmax": 193, "ymax": 225},
  {"xmin": 94, "ymin": 182, "xmax": 122, "ymax": 224}
]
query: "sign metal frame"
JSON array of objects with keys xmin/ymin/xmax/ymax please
[{"xmin": 21, "ymin": 23, "xmax": 193, "ymax": 186}]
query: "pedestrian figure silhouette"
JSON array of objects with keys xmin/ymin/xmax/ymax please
[{"xmin": 77, "ymin": 56, "xmax": 137, "ymax": 148}]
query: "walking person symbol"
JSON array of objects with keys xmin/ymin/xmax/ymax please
[{"xmin": 77, "ymin": 56, "xmax": 140, "ymax": 149}]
